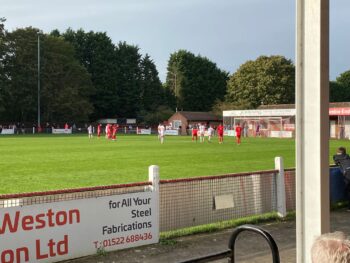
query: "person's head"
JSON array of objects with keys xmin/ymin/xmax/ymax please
[
  {"xmin": 311, "ymin": 231, "xmax": 350, "ymax": 263},
  {"xmin": 337, "ymin": 147, "xmax": 347, "ymax": 155}
]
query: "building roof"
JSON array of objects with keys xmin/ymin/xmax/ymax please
[
  {"xmin": 176, "ymin": 111, "xmax": 221, "ymax": 121},
  {"xmin": 258, "ymin": 102, "xmax": 350, "ymax": 110}
]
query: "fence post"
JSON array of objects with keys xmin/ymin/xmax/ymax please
[
  {"xmin": 149, "ymin": 165, "xmax": 160, "ymax": 240},
  {"xmin": 275, "ymin": 157, "xmax": 287, "ymax": 217},
  {"xmin": 149, "ymin": 165, "xmax": 159, "ymax": 192}
]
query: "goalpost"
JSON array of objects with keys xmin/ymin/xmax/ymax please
[{"xmin": 224, "ymin": 115, "xmax": 295, "ymax": 138}]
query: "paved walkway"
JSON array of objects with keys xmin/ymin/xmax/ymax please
[{"xmin": 65, "ymin": 210, "xmax": 349, "ymax": 263}]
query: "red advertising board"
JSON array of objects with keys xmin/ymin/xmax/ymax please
[{"xmin": 329, "ymin": 108, "xmax": 350, "ymax": 116}]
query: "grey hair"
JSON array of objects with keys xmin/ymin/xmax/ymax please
[{"xmin": 311, "ymin": 231, "xmax": 350, "ymax": 263}]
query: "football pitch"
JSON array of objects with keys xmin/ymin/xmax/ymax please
[{"xmin": 0, "ymin": 135, "xmax": 347, "ymax": 194}]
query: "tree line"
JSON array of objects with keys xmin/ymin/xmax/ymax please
[{"xmin": 1, "ymin": 17, "xmax": 349, "ymax": 125}]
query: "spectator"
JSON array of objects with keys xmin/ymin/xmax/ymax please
[
  {"xmin": 255, "ymin": 123, "xmax": 260, "ymax": 137},
  {"xmin": 46, "ymin": 122, "xmax": 50, "ymax": 133},
  {"xmin": 311, "ymin": 231, "xmax": 350, "ymax": 262},
  {"xmin": 243, "ymin": 122, "xmax": 249, "ymax": 137},
  {"xmin": 333, "ymin": 147, "xmax": 350, "ymax": 211}
]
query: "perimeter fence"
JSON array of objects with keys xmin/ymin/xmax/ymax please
[{"xmin": 0, "ymin": 157, "xmax": 299, "ymax": 232}]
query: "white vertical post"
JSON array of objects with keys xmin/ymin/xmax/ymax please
[
  {"xmin": 148, "ymin": 165, "xmax": 159, "ymax": 192},
  {"xmin": 148, "ymin": 165, "xmax": 160, "ymax": 241},
  {"xmin": 296, "ymin": 0, "xmax": 330, "ymax": 262},
  {"xmin": 37, "ymin": 32, "xmax": 41, "ymax": 129},
  {"xmin": 275, "ymin": 157, "xmax": 287, "ymax": 217},
  {"xmin": 280, "ymin": 118, "xmax": 283, "ymax": 138}
]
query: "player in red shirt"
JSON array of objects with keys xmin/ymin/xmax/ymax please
[
  {"xmin": 235, "ymin": 123, "xmax": 242, "ymax": 145},
  {"xmin": 192, "ymin": 126, "xmax": 198, "ymax": 142},
  {"xmin": 97, "ymin": 124, "xmax": 102, "ymax": 138},
  {"xmin": 108, "ymin": 124, "xmax": 113, "ymax": 140},
  {"xmin": 217, "ymin": 124, "xmax": 224, "ymax": 144},
  {"xmin": 112, "ymin": 124, "xmax": 118, "ymax": 141}
]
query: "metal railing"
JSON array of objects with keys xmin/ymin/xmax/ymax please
[{"xmin": 179, "ymin": 224, "xmax": 280, "ymax": 263}]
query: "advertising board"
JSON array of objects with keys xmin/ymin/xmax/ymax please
[
  {"xmin": 1, "ymin": 129, "xmax": 15, "ymax": 135},
  {"xmin": 138, "ymin": 129, "xmax": 151, "ymax": 135},
  {"xmin": 164, "ymin": 129, "xmax": 179, "ymax": 136},
  {"xmin": 52, "ymin": 129, "xmax": 72, "ymax": 134},
  {"xmin": 0, "ymin": 191, "xmax": 159, "ymax": 262}
]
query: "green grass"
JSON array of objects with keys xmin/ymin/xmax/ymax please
[
  {"xmin": 159, "ymin": 211, "xmax": 295, "ymax": 241},
  {"xmin": 0, "ymin": 134, "xmax": 348, "ymax": 194}
]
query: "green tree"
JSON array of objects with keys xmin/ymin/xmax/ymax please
[
  {"xmin": 0, "ymin": 27, "xmax": 39, "ymax": 122},
  {"xmin": 114, "ymin": 42, "xmax": 142, "ymax": 117},
  {"xmin": 0, "ymin": 18, "xmax": 7, "ymax": 115},
  {"xmin": 40, "ymin": 35, "xmax": 94, "ymax": 122},
  {"xmin": 212, "ymin": 99, "xmax": 251, "ymax": 116},
  {"xmin": 142, "ymin": 105, "xmax": 174, "ymax": 125},
  {"xmin": 330, "ymin": 81, "xmax": 347, "ymax": 102},
  {"xmin": 165, "ymin": 50, "xmax": 228, "ymax": 111},
  {"xmin": 0, "ymin": 27, "xmax": 93, "ymax": 123},
  {"xmin": 62, "ymin": 29, "xmax": 118, "ymax": 119},
  {"xmin": 330, "ymin": 70, "xmax": 350, "ymax": 102},
  {"xmin": 140, "ymin": 54, "xmax": 164, "ymax": 112},
  {"xmin": 226, "ymin": 55, "xmax": 295, "ymax": 108},
  {"xmin": 337, "ymin": 70, "xmax": 350, "ymax": 89}
]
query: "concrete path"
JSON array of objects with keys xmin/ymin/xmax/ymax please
[{"xmin": 65, "ymin": 210, "xmax": 349, "ymax": 263}]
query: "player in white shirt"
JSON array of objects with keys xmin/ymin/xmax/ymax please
[
  {"xmin": 158, "ymin": 123, "xmax": 165, "ymax": 144},
  {"xmin": 199, "ymin": 123, "xmax": 205, "ymax": 143},
  {"xmin": 207, "ymin": 125, "xmax": 214, "ymax": 143},
  {"xmin": 88, "ymin": 125, "xmax": 93, "ymax": 139}
]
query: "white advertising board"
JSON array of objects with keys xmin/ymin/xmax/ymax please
[
  {"xmin": 164, "ymin": 129, "xmax": 179, "ymax": 136},
  {"xmin": 52, "ymin": 129, "xmax": 72, "ymax": 134},
  {"xmin": 126, "ymin": 119, "xmax": 137, "ymax": 124},
  {"xmin": 223, "ymin": 109, "xmax": 296, "ymax": 117},
  {"xmin": 224, "ymin": 130, "xmax": 236, "ymax": 137},
  {"xmin": 98, "ymin": 119, "xmax": 118, "ymax": 124},
  {"xmin": 270, "ymin": 131, "xmax": 293, "ymax": 138},
  {"xmin": 138, "ymin": 129, "xmax": 151, "ymax": 135},
  {"xmin": 1, "ymin": 129, "xmax": 15, "ymax": 135},
  {"xmin": 0, "ymin": 191, "xmax": 159, "ymax": 263}
]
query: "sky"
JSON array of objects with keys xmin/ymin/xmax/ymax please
[{"xmin": 1, "ymin": 0, "xmax": 350, "ymax": 82}]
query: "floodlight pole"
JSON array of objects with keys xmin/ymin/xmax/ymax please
[
  {"xmin": 169, "ymin": 71, "xmax": 178, "ymax": 112},
  {"xmin": 37, "ymin": 32, "xmax": 41, "ymax": 130}
]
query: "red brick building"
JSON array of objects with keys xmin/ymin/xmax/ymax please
[{"xmin": 168, "ymin": 111, "xmax": 222, "ymax": 135}]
